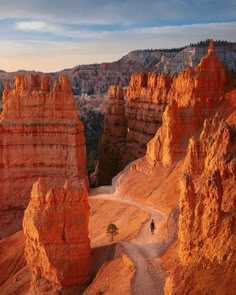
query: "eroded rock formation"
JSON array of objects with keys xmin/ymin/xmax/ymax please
[
  {"xmin": 0, "ymin": 74, "xmax": 87, "ymax": 237},
  {"xmin": 97, "ymin": 86, "xmax": 126, "ymax": 185},
  {"xmin": 97, "ymin": 73, "xmax": 170, "ymax": 184},
  {"xmin": 23, "ymin": 178, "xmax": 91, "ymax": 294},
  {"xmin": 98, "ymin": 40, "xmax": 228, "ymax": 184},
  {"xmin": 124, "ymin": 72, "xmax": 171, "ymax": 163},
  {"xmin": 164, "ymin": 113, "xmax": 236, "ymax": 293},
  {"xmin": 147, "ymin": 39, "xmax": 227, "ymax": 166}
]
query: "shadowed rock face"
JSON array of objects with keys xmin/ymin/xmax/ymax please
[
  {"xmin": 23, "ymin": 178, "xmax": 91, "ymax": 294},
  {"xmin": 0, "ymin": 74, "xmax": 87, "ymax": 238},
  {"xmin": 97, "ymin": 86, "xmax": 127, "ymax": 185}
]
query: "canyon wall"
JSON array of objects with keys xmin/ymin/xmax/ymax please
[
  {"xmin": 23, "ymin": 178, "xmax": 91, "ymax": 294},
  {"xmin": 147, "ymin": 39, "xmax": 226, "ymax": 166},
  {"xmin": 98, "ymin": 40, "xmax": 227, "ymax": 184},
  {"xmin": 1, "ymin": 41, "xmax": 235, "ymax": 98},
  {"xmin": 179, "ymin": 116, "xmax": 236, "ymax": 266},
  {"xmin": 123, "ymin": 72, "xmax": 171, "ymax": 165},
  {"xmin": 0, "ymin": 74, "xmax": 87, "ymax": 237},
  {"xmin": 96, "ymin": 86, "xmax": 127, "ymax": 185},
  {"xmin": 149, "ymin": 42, "xmax": 236, "ymax": 293},
  {"xmin": 165, "ymin": 112, "xmax": 236, "ymax": 294},
  {"xmin": 97, "ymin": 73, "xmax": 171, "ymax": 185}
]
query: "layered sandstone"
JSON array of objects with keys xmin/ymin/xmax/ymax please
[
  {"xmin": 97, "ymin": 86, "xmax": 126, "ymax": 185},
  {"xmin": 98, "ymin": 41, "xmax": 227, "ymax": 184},
  {"xmin": 97, "ymin": 73, "xmax": 171, "ymax": 184},
  {"xmin": 123, "ymin": 72, "xmax": 171, "ymax": 163},
  {"xmin": 147, "ymin": 40, "xmax": 227, "ymax": 166},
  {"xmin": 0, "ymin": 74, "xmax": 87, "ymax": 237},
  {"xmin": 167, "ymin": 40, "xmax": 226, "ymax": 107},
  {"xmin": 164, "ymin": 113, "xmax": 236, "ymax": 294},
  {"xmin": 23, "ymin": 178, "xmax": 91, "ymax": 294}
]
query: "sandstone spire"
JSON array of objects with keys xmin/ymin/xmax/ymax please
[
  {"xmin": 147, "ymin": 40, "xmax": 227, "ymax": 166},
  {"xmin": 208, "ymin": 39, "xmax": 216, "ymax": 55},
  {"xmin": 23, "ymin": 179, "xmax": 91, "ymax": 294}
]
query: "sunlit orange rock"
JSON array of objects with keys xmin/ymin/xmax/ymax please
[
  {"xmin": 164, "ymin": 111, "xmax": 236, "ymax": 294},
  {"xmin": 147, "ymin": 40, "xmax": 227, "ymax": 166},
  {"xmin": 23, "ymin": 178, "xmax": 91, "ymax": 294},
  {"xmin": 0, "ymin": 74, "xmax": 87, "ymax": 237},
  {"xmin": 184, "ymin": 114, "xmax": 235, "ymax": 176},
  {"xmin": 179, "ymin": 115, "xmax": 236, "ymax": 265},
  {"xmin": 124, "ymin": 72, "xmax": 171, "ymax": 161},
  {"xmin": 168, "ymin": 39, "xmax": 226, "ymax": 107}
]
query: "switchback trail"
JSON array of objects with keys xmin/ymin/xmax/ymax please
[{"xmin": 89, "ymin": 187, "xmax": 168, "ymax": 295}]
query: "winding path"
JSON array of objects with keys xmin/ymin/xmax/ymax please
[{"xmin": 89, "ymin": 187, "xmax": 168, "ymax": 295}]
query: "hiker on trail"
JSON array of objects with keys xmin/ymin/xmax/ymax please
[{"xmin": 150, "ymin": 219, "xmax": 156, "ymax": 235}]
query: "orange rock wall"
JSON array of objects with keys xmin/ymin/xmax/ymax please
[
  {"xmin": 164, "ymin": 116, "xmax": 236, "ymax": 294},
  {"xmin": 147, "ymin": 40, "xmax": 227, "ymax": 166},
  {"xmin": 97, "ymin": 73, "xmax": 170, "ymax": 184},
  {"xmin": 0, "ymin": 74, "xmax": 87, "ymax": 237},
  {"xmin": 98, "ymin": 41, "xmax": 227, "ymax": 184},
  {"xmin": 179, "ymin": 115, "xmax": 236, "ymax": 265},
  {"xmin": 124, "ymin": 72, "xmax": 170, "ymax": 162},
  {"xmin": 23, "ymin": 179, "xmax": 91, "ymax": 294}
]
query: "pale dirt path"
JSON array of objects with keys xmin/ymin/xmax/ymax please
[{"xmin": 89, "ymin": 188, "xmax": 168, "ymax": 295}]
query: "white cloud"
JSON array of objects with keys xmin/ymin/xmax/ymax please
[
  {"xmin": 14, "ymin": 20, "xmax": 110, "ymax": 39},
  {"xmin": 16, "ymin": 21, "xmax": 49, "ymax": 31}
]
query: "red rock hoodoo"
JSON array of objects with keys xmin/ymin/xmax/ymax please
[
  {"xmin": 0, "ymin": 74, "xmax": 87, "ymax": 237},
  {"xmin": 124, "ymin": 72, "xmax": 171, "ymax": 163},
  {"xmin": 98, "ymin": 40, "xmax": 227, "ymax": 183},
  {"xmin": 164, "ymin": 113, "xmax": 236, "ymax": 294},
  {"xmin": 147, "ymin": 39, "xmax": 227, "ymax": 166},
  {"xmin": 158, "ymin": 43, "xmax": 236, "ymax": 294},
  {"xmin": 97, "ymin": 72, "xmax": 171, "ymax": 184},
  {"xmin": 23, "ymin": 178, "xmax": 91, "ymax": 294}
]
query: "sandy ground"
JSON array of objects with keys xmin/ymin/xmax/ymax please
[{"xmin": 89, "ymin": 184, "xmax": 169, "ymax": 295}]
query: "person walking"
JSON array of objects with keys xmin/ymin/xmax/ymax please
[{"xmin": 150, "ymin": 219, "xmax": 156, "ymax": 235}]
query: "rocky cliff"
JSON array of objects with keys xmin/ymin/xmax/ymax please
[
  {"xmin": 95, "ymin": 41, "xmax": 236, "ymax": 292},
  {"xmin": 147, "ymin": 39, "xmax": 226, "ymax": 166},
  {"xmin": 164, "ymin": 111, "xmax": 236, "ymax": 294},
  {"xmin": 179, "ymin": 116, "xmax": 236, "ymax": 266},
  {"xmin": 144, "ymin": 42, "xmax": 236, "ymax": 293},
  {"xmin": 0, "ymin": 41, "xmax": 235, "ymax": 100},
  {"xmin": 23, "ymin": 178, "xmax": 91, "ymax": 294},
  {"xmin": 0, "ymin": 74, "xmax": 87, "ymax": 238},
  {"xmin": 98, "ymin": 40, "xmax": 228, "ymax": 184},
  {"xmin": 96, "ymin": 86, "xmax": 127, "ymax": 185},
  {"xmin": 97, "ymin": 72, "xmax": 171, "ymax": 185}
]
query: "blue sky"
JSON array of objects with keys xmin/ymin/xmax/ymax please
[{"xmin": 0, "ymin": 0, "xmax": 235, "ymax": 72}]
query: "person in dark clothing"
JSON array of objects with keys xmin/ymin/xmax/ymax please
[{"xmin": 150, "ymin": 219, "xmax": 156, "ymax": 234}]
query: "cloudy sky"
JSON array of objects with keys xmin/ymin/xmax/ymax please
[{"xmin": 0, "ymin": 0, "xmax": 235, "ymax": 72}]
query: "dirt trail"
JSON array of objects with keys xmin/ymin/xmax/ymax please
[{"xmin": 90, "ymin": 188, "xmax": 168, "ymax": 295}]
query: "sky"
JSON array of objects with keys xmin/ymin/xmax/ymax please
[{"xmin": 0, "ymin": 0, "xmax": 235, "ymax": 72}]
